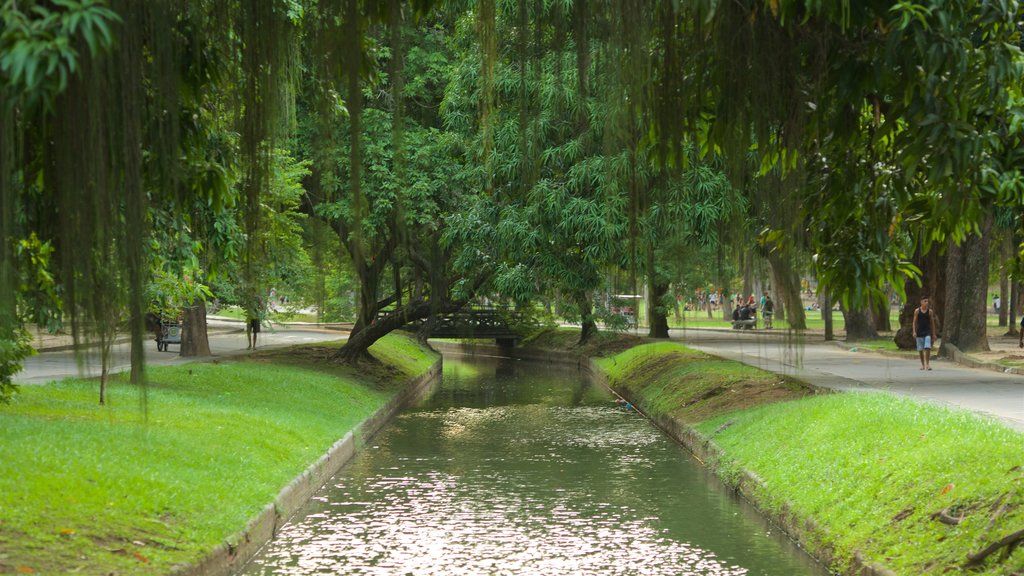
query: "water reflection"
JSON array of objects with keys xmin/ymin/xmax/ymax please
[{"xmin": 244, "ymin": 354, "xmax": 823, "ymax": 576}]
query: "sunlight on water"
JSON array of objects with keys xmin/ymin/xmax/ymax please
[{"xmin": 244, "ymin": 355, "xmax": 823, "ymax": 576}]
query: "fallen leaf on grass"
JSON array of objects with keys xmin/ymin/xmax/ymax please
[
  {"xmin": 939, "ymin": 483, "xmax": 954, "ymax": 496},
  {"xmin": 16, "ymin": 568, "xmax": 34, "ymax": 573},
  {"xmin": 59, "ymin": 528, "xmax": 75, "ymax": 535},
  {"xmin": 133, "ymin": 552, "xmax": 149, "ymax": 564}
]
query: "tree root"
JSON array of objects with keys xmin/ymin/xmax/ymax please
[
  {"xmin": 988, "ymin": 492, "xmax": 1011, "ymax": 530},
  {"xmin": 965, "ymin": 527, "xmax": 1024, "ymax": 569},
  {"xmin": 931, "ymin": 507, "xmax": 965, "ymax": 526}
]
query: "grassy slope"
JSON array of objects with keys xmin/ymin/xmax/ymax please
[
  {"xmin": 0, "ymin": 333, "xmax": 438, "ymax": 575},
  {"xmin": 523, "ymin": 327, "xmax": 644, "ymax": 358},
  {"xmin": 595, "ymin": 341, "xmax": 814, "ymax": 422},
  {"xmin": 697, "ymin": 395, "xmax": 1024, "ymax": 575},
  {"xmin": 591, "ymin": 341, "xmax": 1024, "ymax": 575}
]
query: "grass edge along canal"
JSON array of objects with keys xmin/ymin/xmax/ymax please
[
  {"xmin": 0, "ymin": 333, "xmax": 438, "ymax": 575},
  {"xmin": 586, "ymin": 339, "xmax": 1024, "ymax": 575}
]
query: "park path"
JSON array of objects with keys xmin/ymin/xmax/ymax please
[
  {"xmin": 671, "ymin": 328, "xmax": 1024, "ymax": 432},
  {"xmin": 14, "ymin": 318, "xmax": 347, "ymax": 385},
  {"xmin": 18, "ymin": 320, "xmax": 1024, "ymax": 432}
]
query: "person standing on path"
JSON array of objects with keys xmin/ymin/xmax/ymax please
[
  {"xmin": 763, "ymin": 294, "xmax": 775, "ymax": 329},
  {"xmin": 246, "ymin": 296, "xmax": 263, "ymax": 350},
  {"xmin": 1017, "ymin": 313, "xmax": 1024, "ymax": 349},
  {"xmin": 912, "ymin": 295, "xmax": 938, "ymax": 370}
]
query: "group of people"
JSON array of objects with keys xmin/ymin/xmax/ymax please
[{"xmin": 731, "ymin": 291, "xmax": 775, "ymax": 329}]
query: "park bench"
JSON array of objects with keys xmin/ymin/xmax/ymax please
[{"xmin": 731, "ymin": 318, "xmax": 756, "ymax": 329}]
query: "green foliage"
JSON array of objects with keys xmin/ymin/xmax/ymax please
[
  {"xmin": 0, "ymin": 0, "xmax": 119, "ymax": 106},
  {"xmin": 0, "ymin": 326, "xmax": 30, "ymax": 404}
]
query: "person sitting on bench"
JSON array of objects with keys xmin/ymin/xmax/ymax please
[{"xmin": 732, "ymin": 303, "xmax": 756, "ymax": 329}]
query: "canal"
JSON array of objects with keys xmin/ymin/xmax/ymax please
[{"xmin": 243, "ymin": 353, "xmax": 824, "ymax": 575}]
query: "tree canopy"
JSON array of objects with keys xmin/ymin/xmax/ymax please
[{"xmin": 1, "ymin": 0, "xmax": 1022, "ymax": 399}]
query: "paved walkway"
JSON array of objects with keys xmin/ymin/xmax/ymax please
[
  {"xmin": 671, "ymin": 328, "xmax": 1024, "ymax": 432},
  {"xmin": 19, "ymin": 319, "xmax": 1024, "ymax": 432},
  {"xmin": 14, "ymin": 319, "xmax": 346, "ymax": 385}
]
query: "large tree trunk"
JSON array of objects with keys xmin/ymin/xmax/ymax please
[
  {"xmin": 774, "ymin": 288, "xmax": 786, "ymax": 322},
  {"xmin": 648, "ymin": 281, "xmax": 670, "ymax": 338},
  {"xmin": 941, "ymin": 215, "xmax": 993, "ymax": 354},
  {"xmin": 577, "ymin": 292, "xmax": 597, "ymax": 345},
  {"xmin": 180, "ymin": 300, "xmax": 211, "ymax": 357},
  {"xmin": 999, "ymin": 235, "xmax": 1010, "ymax": 326},
  {"xmin": 823, "ymin": 292, "xmax": 833, "ymax": 341},
  {"xmin": 647, "ymin": 245, "xmax": 670, "ymax": 338},
  {"xmin": 895, "ymin": 246, "xmax": 947, "ymax": 349},
  {"xmin": 742, "ymin": 251, "xmax": 753, "ymax": 299},
  {"xmin": 350, "ymin": 272, "xmax": 382, "ymax": 338},
  {"xmin": 1008, "ymin": 282, "xmax": 1020, "ymax": 337},
  {"xmin": 843, "ymin": 305, "xmax": 878, "ymax": 341},
  {"xmin": 337, "ymin": 298, "xmax": 457, "ymax": 361},
  {"xmin": 872, "ymin": 296, "xmax": 892, "ymax": 332},
  {"xmin": 720, "ymin": 283, "xmax": 732, "ymax": 321},
  {"xmin": 767, "ymin": 251, "xmax": 805, "ymax": 329}
]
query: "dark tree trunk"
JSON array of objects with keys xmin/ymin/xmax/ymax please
[
  {"xmin": 843, "ymin": 305, "xmax": 878, "ymax": 341},
  {"xmin": 823, "ymin": 292, "xmax": 834, "ymax": 341},
  {"xmin": 673, "ymin": 288, "xmax": 682, "ymax": 324},
  {"xmin": 180, "ymin": 300, "xmax": 211, "ymax": 357},
  {"xmin": 1008, "ymin": 282, "xmax": 1020, "ymax": 337},
  {"xmin": 336, "ymin": 299, "xmax": 456, "ymax": 361},
  {"xmin": 351, "ymin": 272, "xmax": 382, "ymax": 338},
  {"xmin": 941, "ymin": 215, "xmax": 993, "ymax": 354},
  {"xmin": 647, "ymin": 267, "xmax": 670, "ymax": 338},
  {"xmin": 872, "ymin": 297, "xmax": 891, "ymax": 332},
  {"xmin": 720, "ymin": 283, "xmax": 732, "ymax": 321},
  {"xmin": 742, "ymin": 251, "xmax": 753, "ymax": 299},
  {"xmin": 774, "ymin": 288, "xmax": 786, "ymax": 322},
  {"xmin": 999, "ymin": 235, "xmax": 1010, "ymax": 326},
  {"xmin": 767, "ymin": 251, "xmax": 805, "ymax": 329},
  {"xmin": 647, "ymin": 280, "xmax": 671, "ymax": 338},
  {"xmin": 895, "ymin": 246, "xmax": 947, "ymax": 349},
  {"xmin": 576, "ymin": 292, "xmax": 597, "ymax": 345},
  {"xmin": 129, "ymin": 306, "xmax": 146, "ymax": 385}
]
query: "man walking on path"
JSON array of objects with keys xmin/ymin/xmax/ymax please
[{"xmin": 913, "ymin": 295, "xmax": 938, "ymax": 370}]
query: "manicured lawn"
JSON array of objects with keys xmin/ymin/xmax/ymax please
[
  {"xmin": 0, "ymin": 333, "xmax": 438, "ymax": 575},
  {"xmin": 214, "ymin": 305, "xmax": 320, "ymax": 324},
  {"xmin": 697, "ymin": 394, "xmax": 1024, "ymax": 575},
  {"xmin": 847, "ymin": 337, "xmax": 902, "ymax": 351},
  {"xmin": 669, "ymin": 310, "xmax": 902, "ymax": 331}
]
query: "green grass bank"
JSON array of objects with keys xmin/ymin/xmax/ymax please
[
  {"xmin": 0, "ymin": 333, "xmax": 438, "ymax": 575},
  {"xmin": 588, "ymin": 340, "xmax": 1024, "ymax": 575}
]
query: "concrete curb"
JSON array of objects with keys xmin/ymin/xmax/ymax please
[
  {"xmin": 443, "ymin": 341, "xmax": 897, "ymax": 576},
  {"xmin": 941, "ymin": 341, "xmax": 1024, "ymax": 376},
  {"xmin": 170, "ymin": 358, "xmax": 443, "ymax": 576}
]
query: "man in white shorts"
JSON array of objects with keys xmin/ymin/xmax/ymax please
[{"xmin": 912, "ymin": 295, "xmax": 938, "ymax": 370}]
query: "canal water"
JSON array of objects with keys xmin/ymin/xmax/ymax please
[{"xmin": 243, "ymin": 353, "xmax": 824, "ymax": 575}]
